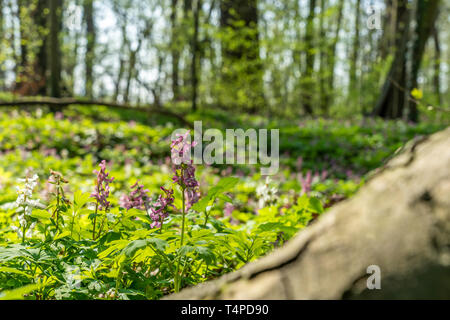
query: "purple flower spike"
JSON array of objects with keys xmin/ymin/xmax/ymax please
[
  {"xmin": 91, "ymin": 160, "xmax": 115, "ymax": 211},
  {"xmin": 120, "ymin": 180, "xmax": 150, "ymax": 211},
  {"xmin": 149, "ymin": 187, "xmax": 175, "ymax": 228},
  {"xmin": 170, "ymin": 131, "xmax": 200, "ymax": 210}
]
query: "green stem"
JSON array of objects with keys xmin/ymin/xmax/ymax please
[{"xmin": 92, "ymin": 202, "xmax": 98, "ymax": 240}]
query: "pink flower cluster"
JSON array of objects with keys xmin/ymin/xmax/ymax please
[
  {"xmin": 149, "ymin": 187, "xmax": 175, "ymax": 228},
  {"xmin": 298, "ymin": 170, "xmax": 328, "ymax": 195},
  {"xmin": 120, "ymin": 181, "xmax": 150, "ymax": 211},
  {"xmin": 91, "ymin": 160, "xmax": 114, "ymax": 211},
  {"xmin": 170, "ymin": 131, "xmax": 200, "ymax": 210}
]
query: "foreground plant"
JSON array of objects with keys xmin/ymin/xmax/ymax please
[
  {"xmin": 170, "ymin": 131, "xmax": 200, "ymax": 292},
  {"xmin": 90, "ymin": 160, "xmax": 114, "ymax": 240},
  {"xmin": 12, "ymin": 174, "xmax": 41, "ymax": 243},
  {"xmin": 48, "ymin": 170, "xmax": 70, "ymax": 232}
]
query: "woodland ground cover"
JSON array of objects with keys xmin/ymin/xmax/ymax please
[{"xmin": 0, "ymin": 107, "xmax": 447, "ymax": 300}]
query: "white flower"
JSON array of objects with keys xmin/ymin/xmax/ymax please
[
  {"xmin": 13, "ymin": 173, "xmax": 41, "ymax": 240},
  {"xmin": 256, "ymin": 177, "xmax": 278, "ymax": 208}
]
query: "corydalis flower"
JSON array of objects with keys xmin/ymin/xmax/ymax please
[
  {"xmin": 91, "ymin": 160, "xmax": 114, "ymax": 211},
  {"xmin": 171, "ymin": 131, "xmax": 200, "ymax": 210},
  {"xmin": 298, "ymin": 169, "xmax": 328, "ymax": 195},
  {"xmin": 149, "ymin": 187, "xmax": 175, "ymax": 228},
  {"xmin": 256, "ymin": 176, "xmax": 278, "ymax": 209},
  {"xmin": 13, "ymin": 174, "xmax": 42, "ymax": 239},
  {"xmin": 120, "ymin": 181, "xmax": 150, "ymax": 211}
]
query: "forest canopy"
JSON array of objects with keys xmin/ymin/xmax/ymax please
[{"xmin": 0, "ymin": 0, "xmax": 448, "ymax": 121}]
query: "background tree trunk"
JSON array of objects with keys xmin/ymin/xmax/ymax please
[
  {"xmin": 83, "ymin": 0, "xmax": 96, "ymax": 98},
  {"xmin": 432, "ymin": 26, "xmax": 441, "ymax": 106},
  {"xmin": 171, "ymin": 0, "xmax": 180, "ymax": 102},
  {"xmin": 190, "ymin": 0, "xmax": 201, "ymax": 112},
  {"xmin": 49, "ymin": 0, "xmax": 62, "ymax": 99},
  {"xmin": 324, "ymin": 0, "xmax": 344, "ymax": 109},
  {"xmin": 407, "ymin": 0, "xmax": 441, "ymax": 122},
  {"xmin": 372, "ymin": 0, "xmax": 409, "ymax": 119},
  {"xmin": 300, "ymin": 0, "xmax": 316, "ymax": 115},
  {"xmin": 166, "ymin": 128, "xmax": 450, "ymax": 299},
  {"xmin": 373, "ymin": 0, "xmax": 440, "ymax": 122},
  {"xmin": 220, "ymin": 0, "xmax": 263, "ymax": 112}
]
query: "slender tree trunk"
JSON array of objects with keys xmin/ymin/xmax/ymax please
[
  {"xmin": 191, "ymin": 0, "xmax": 201, "ymax": 112},
  {"xmin": 372, "ymin": 0, "xmax": 440, "ymax": 122},
  {"xmin": 350, "ymin": 0, "xmax": 361, "ymax": 90},
  {"xmin": 15, "ymin": 0, "xmax": 48, "ymax": 96},
  {"xmin": 17, "ymin": 0, "xmax": 29, "ymax": 88},
  {"xmin": 407, "ymin": 0, "xmax": 440, "ymax": 122},
  {"xmin": 220, "ymin": 0, "xmax": 263, "ymax": 112},
  {"xmin": 171, "ymin": 0, "xmax": 180, "ymax": 101},
  {"xmin": 372, "ymin": 0, "xmax": 409, "ymax": 119},
  {"xmin": 318, "ymin": 0, "xmax": 327, "ymax": 113},
  {"xmin": 301, "ymin": 0, "xmax": 316, "ymax": 115},
  {"xmin": 0, "ymin": 0, "xmax": 4, "ymax": 89},
  {"xmin": 49, "ymin": 0, "xmax": 62, "ymax": 98},
  {"xmin": 114, "ymin": 58, "xmax": 124, "ymax": 101},
  {"xmin": 324, "ymin": 0, "xmax": 344, "ymax": 109},
  {"xmin": 83, "ymin": 0, "xmax": 96, "ymax": 98},
  {"xmin": 432, "ymin": 25, "xmax": 441, "ymax": 106},
  {"xmin": 124, "ymin": 49, "xmax": 138, "ymax": 103},
  {"xmin": 379, "ymin": 0, "xmax": 397, "ymax": 60}
]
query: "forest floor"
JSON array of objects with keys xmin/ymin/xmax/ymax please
[{"xmin": 0, "ymin": 106, "xmax": 447, "ymax": 299}]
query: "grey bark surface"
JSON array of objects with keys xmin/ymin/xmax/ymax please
[{"xmin": 166, "ymin": 127, "xmax": 450, "ymax": 299}]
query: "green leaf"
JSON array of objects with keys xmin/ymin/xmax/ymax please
[
  {"xmin": 0, "ymin": 267, "xmax": 32, "ymax": 278},
  {"xmin": 147, "ymin": 238, "xmax": 168, "ymax": 252},
  {"xmin": 123, "ymin": 240, "xmax": 148, "ymax": 258},
  {"xmin": 308, "ymin": 198, "xmax": 324, "ymax": 214},
  {"xmin": 31, "ymin": 209, "xmax": 51, "ymax": 220},
  {"xmin": 0, "ymin": 284, "xmax": 40, "ymax": 300}
]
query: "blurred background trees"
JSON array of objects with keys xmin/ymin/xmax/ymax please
[{"xmin": 0, "ymin": 0, "xmax": 447, "ymax": 121}]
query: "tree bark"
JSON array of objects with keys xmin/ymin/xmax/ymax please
[
  {"xmin": 190, "ymin": 0, "xmax": 201, "ymax": 112},
  {"xmin": 372, "ymin": 0, "xmax": 409, "ymax": 119},
  {"xmin": 372, "ymin": 0, "xmax": 440, "ymax": 122},
  {"xmin": 166, "ymin": 127, "xmax": 450, "ymax": 299},
  {"xmin": 171, "ymin": 0, "xmax": 180, "ymax": 101},
  {"xmin": 349, "ymin": 0, "xmax": 361, "ymax": 90},
  {"xmin": 324, "ymin": 0, "xmax": 344, "ymax": 109},
  {"xmin": 220, "ymin": 0, "xmax": 263, "ymax": 112},
  {"xmin": 49, "ymin": 0, "xmax": 62, "ymax": 99},
  {"xmin": 301, "ymin": 0, "xmax": 316, "ymax": 115},
  {"xmin": 83, "ymin": 0, "xmax": 96, "ymax": 98},
  {"xmin": 407, "ymin": 0, "xmax": 441, "ymax": 122},
  {"xmin": 432, "ymin": 26, "xmax": 441, "ymax": 106}
]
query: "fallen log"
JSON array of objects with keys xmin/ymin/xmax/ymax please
[
  {"xmin": 166, "ymin": 127, "xmax": 450, "ymax": 299},
  {"xmin": 0, "ymin": 97, "xmax": 192, "ymax": 128}
]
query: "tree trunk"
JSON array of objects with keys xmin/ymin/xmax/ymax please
[
  {"xmin": 171, "ymin": 0, "xmax": 180, "ymax": 101},
  {"xmin": 220, "ymin": 0, "xmax": 263, "ymax": 112},
  {"xmin": 372, "ymin": 0, "xmax": 440, "ymax": 122},
  {"xmin": 14, "ymin": 0, "xmax": 48, "ymax": 96},
  {"xmin": 324, "ymin": 0, "xmax": 344, "ymax": 109},
  {"xmin": 407, "ymin": 0, "xmax": 441, "ymax": 122},
  {"xmin": 166, "ymin": 127, "xmax": 450, "ymax": 299},
  {"xmin": 432, "ymin": 26, "xmax": 441, "ymax": 106},
  {"xmin": 83, "ymin": 0, "xmax": 96, "ymax": 98},
  {"xmin": 349, "ymin": 0, "xmax": 361, "ymax": 90},
  {"xmin": 300, "ymin": 0, "xmax": 316, "ymax": 115},
  {"xmin": 190, "ymin": 0, "xmax": 201, "ymax": 112},
  {"xmin": 49, "ymin": 0, "xmax": 62, "ymax": 99},
  {"xmin": 318, "ymin": 0, "xmax": 327, "ymax": 113},
  {"xmin": 379, "ymin": 0, "xmax": 397, "ymax": 60},
  {"xmin": 372, "ymin": 0, "xmax": 409, "ymax": 119},
  {"xmin": 0, "ymin": 0, "xmax": 4, "ymax": 89}
]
